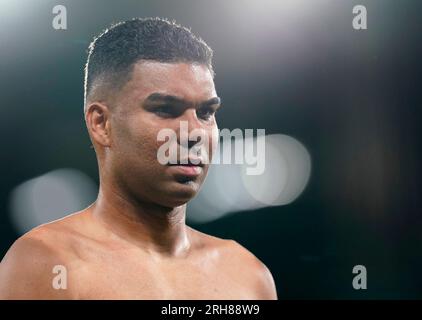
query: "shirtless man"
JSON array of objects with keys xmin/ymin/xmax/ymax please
[{"xmin": 0, "ymin": 17, "xmax": 277, "ymax": 299}]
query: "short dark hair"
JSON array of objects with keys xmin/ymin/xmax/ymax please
[{"xmin": 84, "ymin": 17, "xmax": 214, "ymax": 107}]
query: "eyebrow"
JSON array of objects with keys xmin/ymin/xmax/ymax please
[{"xmin": 144, "ymin": 92, "xmax": 221, "ymax": 109}]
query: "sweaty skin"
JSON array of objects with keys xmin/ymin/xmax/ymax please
[{"xmin": 0, "ymin": 62, "xmax": 277, "ymax": 300}]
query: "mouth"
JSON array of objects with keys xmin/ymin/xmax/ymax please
[
  {"xmin": 168, "ymin": 164, "xmax": 203, "ymax": 176},
  {"xmin": 167, "ymin": 159, "xmax": 204, "ymax": 182},
  {"xmin": 167, "ymin": 158, "xmax": 205, "ymax": 167}
]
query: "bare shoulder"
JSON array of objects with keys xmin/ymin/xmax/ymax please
[
  {"xmin": 189, "ymin": 227, "xmax": 278, "ymax": 300},
  {"xmin": 0, "ymin": 212, "xmax": 87, "ymax": 299},
  {"xmin": 224, "ymin": 239, "xmax": 278, "ymax": 300}
]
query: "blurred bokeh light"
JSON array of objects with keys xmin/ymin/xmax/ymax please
[
  {"xmin": 8, "ymin": 169, "xmax": 97, "ymax": 234},
  {"xmin": 188, "ymin": 134, "xmax": 311, "ymax": 223}
]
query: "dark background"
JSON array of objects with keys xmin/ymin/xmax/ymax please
[{"xmin": 0, "ymin": 0, "xmax": 421, "ymax": 299}]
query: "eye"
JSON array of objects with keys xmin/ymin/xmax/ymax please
[
  {"xmin": 197, "ymin": 106, "xmax": 217, "ymax": 120},
  {"xmin": 153, "ymin": 105, "xmax": 175, "ymax": 118}
]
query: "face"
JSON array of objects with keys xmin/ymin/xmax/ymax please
[{"xmin": 94, "ymin": 61, "xmax": 221, "ymax": 208}]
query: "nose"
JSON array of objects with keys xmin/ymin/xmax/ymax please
[{"xmin": 177, "ymin": 108, "xmax": 206, "ymax": 149}]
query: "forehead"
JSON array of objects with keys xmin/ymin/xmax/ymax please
[{"xmin": 120, "ymin": 61, "xmax": 216, "ymax": 103}]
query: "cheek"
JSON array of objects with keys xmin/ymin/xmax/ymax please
[
  {"xmin": 113, "ymin": 117, "xmax": 160, "ymax": 164},
  {"xmin": 208, "ymin": 125, "xmax": 219, "ymax": 160}
]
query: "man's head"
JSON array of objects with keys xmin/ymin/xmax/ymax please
[{"xmin": 84, "ymin": 18, "xmax": 221, "ymax": 208}]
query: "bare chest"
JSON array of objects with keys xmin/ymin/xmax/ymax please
[{"xmin": 71, "ymin": 253, "xmax": 256, "ymax": 299}]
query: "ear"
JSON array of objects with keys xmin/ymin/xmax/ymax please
[{"xmin": 85, "ymin": 102, "xmax": 112, "ymax": 148}]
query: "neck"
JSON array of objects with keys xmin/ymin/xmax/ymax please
[{"xmin": 90, "ymin": 184, "xmax": 191, "ymax": 258}]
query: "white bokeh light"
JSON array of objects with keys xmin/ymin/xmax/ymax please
[
  {"xmin": 8, "ymin": 168, "xmax": 98, "ymax": 234},
  {"xmin": 188, "ymin": 134, "xmax": 311, "ymax": 224},
  {"xmin": 241, "ymin": 134, "xmax": 311, "ymax": 206}
]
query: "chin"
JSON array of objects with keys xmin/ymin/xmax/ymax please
[{"xmin": 158, "ymin": 181, "xmax": 201, "ymax": 208}]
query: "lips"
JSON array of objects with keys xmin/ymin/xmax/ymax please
[
  {"xmin": 167, "ymin": 157, "xmax": 205, "ymax": 167},
  {"xmin": 167, "ymin": 158, "xmax": 204, "ymax": 179},
  {"xmin": 169, "ymin": 164, "xmax": 203, "ymax": 177}
]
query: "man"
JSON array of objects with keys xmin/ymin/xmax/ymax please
[{"xmin": 0, "ymin": 17, "xmax": 277, "ymax": 299}]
